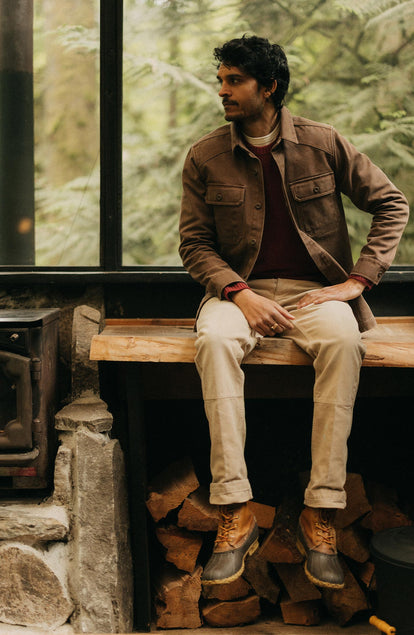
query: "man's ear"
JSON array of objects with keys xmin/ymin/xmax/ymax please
[
  {"xmin": 264, "ymin": 80, "xmax": 277, "ymax": 99},
  {"xmin": 268, "ymin": 80, "xmax": 277, "ymax": 96}
]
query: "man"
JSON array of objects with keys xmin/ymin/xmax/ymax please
[{"xmin": 179, "ymin": 35, "xmax": 408, "ymax": 590}]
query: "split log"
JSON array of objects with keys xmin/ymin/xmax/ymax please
[
  {"xmin": 337, "ymin": 523, "xmax": 370, "ymax": 563},
  {"xmin": 273, "ymin": 563, "xmax": 321, "ymax": 603},
  {"xmin": 258, "ymin": 527, "xmax": 302, "ymax": 563},
  {"xmin": 155, "ymin": 525, "xmax": 203, "ymax": 573},
  {"xmin": 243, "ymin": 552, "xmax": 281, "ymax": 604},
  {"xmin": 202, "ymin": 576, "xmax": 251, "ymax": 601},
  {"xmin": 361, "ymin": 481, "xmax": 413, "ymax": 533},
  {"xmin": 201, "ymin": 595, "xmax": 261, "ymax": 627},
  {"xmin": 336, "ymin": 473, "xmax": 372, "ymax": 529},
  {"xmin": 258, "ymin": 498, "xmax": 303, "ymax": 564},
  {"xmin": 248, "ymin": 501, "xmax": 276, "ymax": 529},
  {"xmin": 322, "ymin": 560, "xmax": 369, "ymax": 626},
  {"xmin": 177, "ymin": 486, "xmax": 219, "ymax": 532},
  {"xmin": 280, "ymin": 595, "xmax": 320, "ymax": 626},
  {"xmin": 154, "ymin": 563, "xmax": 202, "ymax": 629},
  {"xmin": 146, "ymin": 457, "xmax": 199, "ymax": 522}
]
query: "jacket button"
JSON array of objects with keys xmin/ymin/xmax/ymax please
[
  {"xmin": 313, "ymin": 186, "xmax": 320, "ymax": 194},
  {"xmin": 250, "ymin": 239, "xmax": 256, "ymax": 246},
  {"xmin": 255, "ymin": 203, "xmax": 262, "ymax": 209},
  {"xmin": 216, "ymin": 193, "xmax": 223, "ymax": 201}
]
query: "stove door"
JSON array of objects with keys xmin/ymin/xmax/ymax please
[{"xmin": 0, "ymin": 351, "xmax": 33, "ymax": 452}]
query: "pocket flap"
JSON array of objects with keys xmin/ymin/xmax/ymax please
[
  {"xmin": 291, "ymin": 173, "xmax": 335, "ymax": 202},
  {"xmin": 206, "ymin": 184, "xmax": 245, "ymax": 206}
]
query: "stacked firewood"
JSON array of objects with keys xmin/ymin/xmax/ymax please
[{"xmin": 146, "ymin": 457, "xmax": 413, "ymax": 629}]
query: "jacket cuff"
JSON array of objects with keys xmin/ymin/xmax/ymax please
[{"xmin": 351, "ymin": 255, "xmax": 388, "ymax": 286}]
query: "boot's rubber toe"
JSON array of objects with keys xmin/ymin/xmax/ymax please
[
  {"xmin": 297, "ymin": 510, "xmax": 345, "ymax": 590},
  {"xmin": 202, "ymin": 524, "xmax": 259, "ymax": 585},
  {"xmin": 303, "ymin": 549, "xmax": 345, "ymax": 589}
]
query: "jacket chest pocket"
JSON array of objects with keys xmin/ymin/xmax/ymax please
[
  {"xmin": 289, "ymin": 172, "xmax": 339, "ymax": 235},
  {"xmin": 205, "ymin": 184, "xmax": 246, "ymax": 244}
]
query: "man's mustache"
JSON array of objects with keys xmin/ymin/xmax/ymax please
[{"xmin": 222, "ymin": 99, "xmax": 238, "ymax": 106}]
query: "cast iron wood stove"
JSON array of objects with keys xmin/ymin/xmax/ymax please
[{"xmin": 0, "ymin": 309, "xmax": 59, "ymax": 490}]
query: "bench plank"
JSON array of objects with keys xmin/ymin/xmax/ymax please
[
  {"xmin": 90, "ymin": 316, "xmax": 414, "ymax": 368},
  {"xmin": 89, "ymin": 319, "xmax": 311, "ymax": 364}
]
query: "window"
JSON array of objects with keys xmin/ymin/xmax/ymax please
[{"xmin": 1, "ymin": 0, "xmax": 413, "ymax": 272}]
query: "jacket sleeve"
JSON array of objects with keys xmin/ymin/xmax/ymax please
[
  {"xmin": 179, "ymin": 147, "xmax": 245, "ymax": 297},
  {"xmin": 333, "ymin": 129, "xmax": 409, "ymax": 285}
]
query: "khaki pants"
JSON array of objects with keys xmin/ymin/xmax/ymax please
[{"xmin": 195, "ymin": 279, "xmax": 366, "ymax": 509}]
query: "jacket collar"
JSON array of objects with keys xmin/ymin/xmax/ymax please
[{"xmin": 230, "ymin": 106, "xmax": 298, "ymax": 151}]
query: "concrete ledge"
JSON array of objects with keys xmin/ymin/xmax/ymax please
[
  {"xmin": 0, "ymin": 503, "xmax": 69, "ymax": 542},
  {"xmin": 55, "ymin": 393, "xmax": 113, "ymax": 433}
]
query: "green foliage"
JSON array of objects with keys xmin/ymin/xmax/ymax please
[
  {"xmin": 53, "ymin": 25, "xmax": 100, "ymax": 55},
  {"xmin": 34, "ymin": 0, "xmax": 414, "ymax": 266},
  {"xmin": 122, "ymin": 0, "xmax": 414, "ymax": 265},
  {"xmin": 335, "ymin": 0, "xmax": 405, "ymax": 17},
  {"xmin": 34, "ymin": 1, "xmax": 100, "ymax": 266},
  {"xmin": 35, "ymin": 170, "xmax": 100, "ymax": 266}
]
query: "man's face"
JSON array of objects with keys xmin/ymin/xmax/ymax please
[{"xmin": 217, "ymin": 64, "xmax": 268, "ymax": 124}]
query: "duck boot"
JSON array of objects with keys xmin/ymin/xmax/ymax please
[
  {"xmin": 297, "ymin": 506, "xmax": 344, "ymax": 589},
  {"xmin": 201, "ymin": 502, "xmax": 259, "ymax": 585}
]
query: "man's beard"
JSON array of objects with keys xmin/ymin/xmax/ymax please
[{"xmin": 222, "ymin": 100, "xmax": 241, "ymax": 121}]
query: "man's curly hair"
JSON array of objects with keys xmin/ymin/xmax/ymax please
[{"xmin": 214, "ymin": 35, "xmax": 290, "ymax": 111}]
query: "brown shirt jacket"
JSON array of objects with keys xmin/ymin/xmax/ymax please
[{"xmin": 179, "ymin": 107, "xmax": 409, "ymax": 332}]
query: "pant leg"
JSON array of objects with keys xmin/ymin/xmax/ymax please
[
  {"xmin": 195, "ymin": 297, "xmax": 259, "ymax": 505},
  {"xmin": 269, "ymin": 279, "xmax": 366, "ymax": 509}
]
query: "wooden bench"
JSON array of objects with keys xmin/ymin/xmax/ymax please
[
  {"xmin": 90, "ymin": 315, "xmax": 414, "ymax": 632},
  {"xmin": 90, "ymin": 316, "xmax": 414, "ymax": 368}
]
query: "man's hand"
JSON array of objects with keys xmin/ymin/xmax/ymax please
[
  {"xmin": 297, "ymin": 278, "xmax": 365, "ymax": 309},
  {"xmin": 232, "ymin": 288, "xmax": 295, "ymax": 336}
]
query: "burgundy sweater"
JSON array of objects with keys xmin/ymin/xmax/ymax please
[{"xmin": 247, "ymin": 141, "xmax": 324, "ymax": 282}]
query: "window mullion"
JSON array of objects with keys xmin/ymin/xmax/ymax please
[
  {"xmin": 100, "ymin": 0, "xmax": 123, "ymax": 270},
  {"xmin": 0, "ymin": 0, "xmax": 35, "ymax": 265}
]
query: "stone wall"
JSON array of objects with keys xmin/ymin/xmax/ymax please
[{"xmin": 0, "ymin": 303, "xmax": 134, "ymax": 633}]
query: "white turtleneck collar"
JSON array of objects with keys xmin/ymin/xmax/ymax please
[{"xmin": 243, "ymin": 119, "xmax": 280, "ymax": 147}]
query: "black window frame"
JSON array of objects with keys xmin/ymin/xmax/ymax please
[{"xmin": 0, "ymin": 0, "xmax": 412, "ymax": 286}]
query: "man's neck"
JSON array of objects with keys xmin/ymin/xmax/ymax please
[{"xmin": 240, "ymin": 104, "xmax": 279, "ymax": 138}]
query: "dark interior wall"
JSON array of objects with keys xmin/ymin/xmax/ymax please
[
  {"xmin": 104, "ymin": 277, "xmax": 414, "ymax": 319},
  {"xmin": 1, "ymin": 273, "xmax": 411, "ymax": 325},
  {"xmin": 104, "ymin": 276, "xmax": 204, "ymax": 319}
]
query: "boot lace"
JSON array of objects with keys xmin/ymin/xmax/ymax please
[
  {"xmin": 315, "ymin": 510, "xmax": 336, "ymax": 548},
  {"xmin": 215, "ymin": 507, "xmax": 238, "ymax": 546}
]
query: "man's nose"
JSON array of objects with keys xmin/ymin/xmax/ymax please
[{"xmin": 218, "ymin": 83, "xmax": 230, "ymax": 97}]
